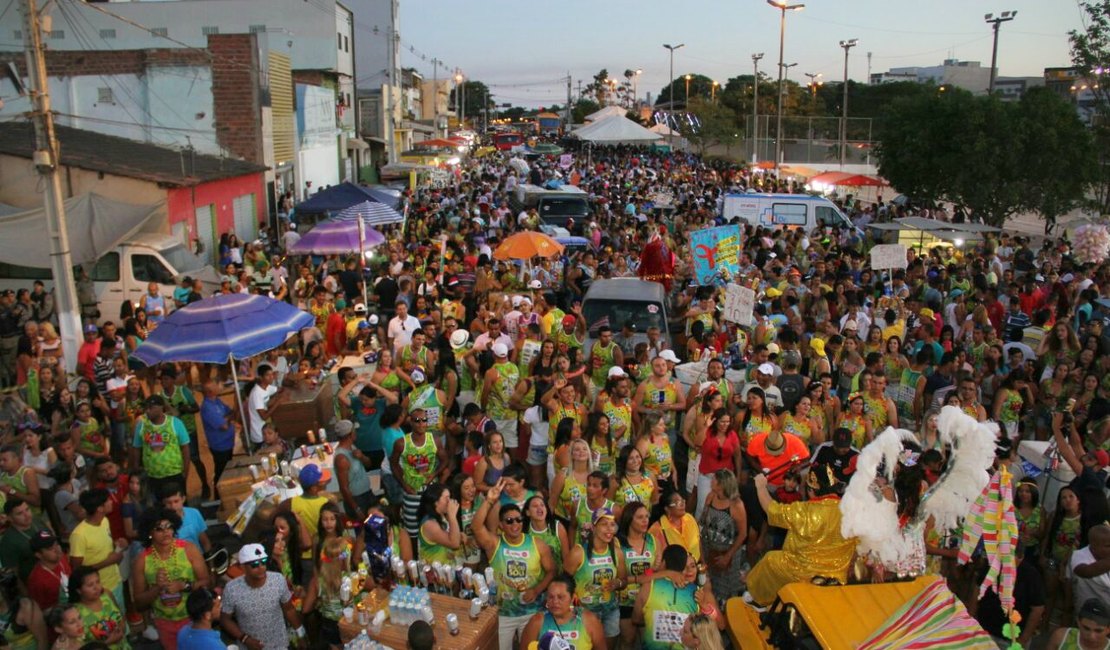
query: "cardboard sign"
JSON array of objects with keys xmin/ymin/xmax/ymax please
[
  {"xmin": 689, "ymin": 225, "xmax": 742, "ymax": 285},
  {"xmin": 723, "ymin": 283, "xmax": 756, "ymax": 326},
  {"xmin": 870, "ymin": 244, "xmax": 908, "ymax": 270}
]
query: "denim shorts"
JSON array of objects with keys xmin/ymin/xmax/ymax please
[{"xmin": 526, "ymin": 445, "xmax": 547, "ymax": 467}]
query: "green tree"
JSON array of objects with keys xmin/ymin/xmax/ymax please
[
  {"xmin": 655, "ymin": 73, "xmax": 717, "ymax": 108},
  {"xmin": 571, "ymin": 98, "xmax": 601, "ymax": 124},
  {"xmin": 877, "ymin": 88, "xmax": 1097, "ymax": 228},
  {"xmin": 449, "ymin": 80, "xmax": 491, "ymax": 122},
  {"xmin": 679, "ymin": 97, "xmax": 739, "ymax": 155},
  {"xmin": 1069, "ymin": 0, "xmax": 1110, "ymax": 213},
  {"xmin": 1016, "ymin": 87, "xmax": 1097, "ymax": 233}
]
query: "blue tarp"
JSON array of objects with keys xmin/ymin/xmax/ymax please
[{"xmin": 295, "ymin": 182, "xmax": 399, "ymax": 214}]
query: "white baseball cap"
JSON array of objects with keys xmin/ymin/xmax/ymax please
[
  {"xmin": 238, "ymin": 543, "xmax": 268, "ymax": 564},
  {"xmin": 511, "ymin": 295, "xmax": 523, "ymax": 308},
  {"xmin": 528, "ymin": 280, "xmax": 543, "ymax": 290},
  {"xmin": 757, "ymin": 363, "xmax": 775, "ymax": 375},
  {"xmin": 607, "ymin": 366, "xmax": 628, "ymax": 378},
  {"xmin": 368, "ymin": 314, "xmax": 380, "ymax": 326},
  {"xmin": 492, "ymin": 342, "xmax": 509, "ymax": 357},
  {"xmin": 658, "ymin": 349, "xmax": 680, "ymax": 364}
]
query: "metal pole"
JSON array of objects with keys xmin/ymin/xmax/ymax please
[
  {"xmin": 839, "ymin": 39, "xmax": 858, "ymax": 167},
  {"xmin": 664, "ymin": 44, "xmax": 684, "ymax": 147},
  {"xmin": 775, "ymin": 6, "xmax": 785, "ymax": 171},
  {"xmin": 988, "ymin": 21, "xmax": 1000, "ymax": 93},
  {"xmin": 752, "ymin": 53, "xmax": 763, "ymax": 163},
  {"xmin": 20, "ymin": 0, "xmax": 82, "ymax": 373},
  {"xmin": 431, "ymin": 58, "xmax": 439, "ymax": 136},
  {"xmin": 386, "ymin": 0, "xmax": 399, "ymax": 162},
  {"xmin": 984, "ymin": 12, "xmax": 1016, "ymax": 94}
]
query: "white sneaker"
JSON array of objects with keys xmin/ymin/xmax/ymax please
[
  {"xmin": 142, "ymin": 625, "xmax": 159, "ymax": 641},
  {"xmin": 742, "ymin": 591, "xmax": 768, "ymax": 613}
]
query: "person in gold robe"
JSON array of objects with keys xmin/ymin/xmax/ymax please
[{"xmin": 746, "ymin": 463, "xmax": 858, "ymax": 606}]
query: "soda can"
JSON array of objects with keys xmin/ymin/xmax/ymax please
[
  {"xmin": 469, "ymin": 598, "xmax": 482, "ymax": 619},
  {"xmin": 260, "ymin": 457, "xmax": 271, "ymax": 475},
  {"xmin": 249, "ymin": 465, "xmax": 260, "ymax": 480},
  {"xmin": 446, "ymin": 613, "xmax": 460, "ymax": 635}
]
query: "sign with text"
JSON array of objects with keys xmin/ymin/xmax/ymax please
[
  {"xmin": 723, "ymin": 283, "xmax": 756, "ymax": 326},
  {"xmin": 870, "ymin": 244, "xmax": 908, "ymax": 270},
  {"xmin": 689, "ymin": 225, "xmax": 742, "ymax": 285},
  {"xmin": 559, "ymin": 154, "xmax": 574, "ymax": 169}
]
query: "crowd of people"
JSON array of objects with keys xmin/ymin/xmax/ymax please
[{"xmin": 0, "ymin": 139, "xmax": 1105, "ymax": 649}]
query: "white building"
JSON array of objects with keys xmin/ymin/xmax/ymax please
[
  {"xmin": 0, "ymin": 0, "xmax": 361, "ymax": 204},
  {"xmin": 871, "ymin": 59, "xmax": 992, "ymax": 94}
]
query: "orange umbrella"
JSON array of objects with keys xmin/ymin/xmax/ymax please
[{"xmin": 493, "ymin": 231, "xmax": 565, "ymax": 260}]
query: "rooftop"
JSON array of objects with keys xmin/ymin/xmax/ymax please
[{"xmin": 0, "ymin": 121, "xmax": 267, "ymax": 187}]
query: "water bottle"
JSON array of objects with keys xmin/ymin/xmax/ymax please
[{"xmin": 388, "ymin": 591, "xmax": 398, "ymax": 622}]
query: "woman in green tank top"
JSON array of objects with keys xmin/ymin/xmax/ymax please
[
  {"xmin": 565, "ymin": 511, "xmax": 626, "ymax": 648},
  {"xmin": 520, "ymin": 576, "xmax": 605, "ymax": 650},
  {"xmin": 527, "ymin": 495, "xmax": 569, "ymax": 574},
  {"xmin": 416, "ymin": 483, "xmax": 461, "ymax": 566},
  {"xmin": 617, "ymin": 502, "xmax": 662, "ymax": 648},
  {"xmin": 612, "ymin": 446, "xmax": 656, "ymax": 513},
  {"xmin": 132, "ymin": 507, "xmax": 209, "ymax": 648},
  {"xmin": 585, "ymin": 413, "xmax": 616, "ymax": 476},
  {"xmin": 70, "ymin": 569, "xmax": 128, "ymax": 650}
]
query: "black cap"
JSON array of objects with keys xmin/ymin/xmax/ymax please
[
  {"xmin": 30, "ymin": 530, "xmax": 57, "ymax": 552},
  {"xmin": 832, "ymin": 428, "xmax": 852, "ymax": 449},
  {"xmin": 1080, "ymin": 598, "xmax": 1110, "ymax": 626},
  {"xmin": 145, "ymin": 395, "xmax": 167, "ymax": 408}
]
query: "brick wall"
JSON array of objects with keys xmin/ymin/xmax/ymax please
[
  {"xmin": 208, "ymin": 33, "xmax": 264, "ymax": 166},
  {"xmin": 0, "ymin": 48, "xmax": 209, "ymax": 78}
]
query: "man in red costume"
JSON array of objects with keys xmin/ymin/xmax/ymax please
[{"xmin": 638, "ymin": 226, "xmax": 675, "ymax": 291}]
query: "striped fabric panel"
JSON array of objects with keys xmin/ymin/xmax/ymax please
[{"xmin": 859, "ymin": 579, "xmax": 995, "ymax": 650}]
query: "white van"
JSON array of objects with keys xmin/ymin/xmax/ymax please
[
  {"xmin": 0, "ymin": 233, "xmax": 212, "ymax": 321},
  {"xmin": 721, "ymin": 193, "xmax": 859, "ymax": 234}
]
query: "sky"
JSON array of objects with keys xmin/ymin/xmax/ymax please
[{"xmin": 398, "ymin": 0, "xmax": 1087, "ymax": 108}]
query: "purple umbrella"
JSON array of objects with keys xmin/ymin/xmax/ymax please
[{"xmin": 287, "ymin": 219, "xmax": 386, "ymax": 255}]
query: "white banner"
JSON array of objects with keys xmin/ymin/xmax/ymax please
[
  {"xmin": 870, "ymin": 244, "xmax": 908, "ymax": 270},
  {"xmin": 723, "ymin": 283, "xmax": 756, "ymax": 326}
]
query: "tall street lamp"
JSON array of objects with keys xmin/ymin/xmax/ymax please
[
  {"xmin": 768, "ymin": 0, "xmax": 805, "ymax": 172},
  {"xmin": 839, "ymin": 38, "xmax": 858, "ymax": 167},
  {"xmin": 455, "ymin": 72, "xmax": 464, "ymax": 126},
  {"xmin": 684, "ymin": 74, "xmax": 692, "ymax": 105},
  {"xmin": 711, "ymin": 80, "xmax": 719, "ymax": 102},
  {"xmin": 752, "ymin": 52, "xmax": 764, "ymax": 163},
  {"xmin": 804, "ymin": 72, "xmax": 822, "ymax": 98},
  {"xmin": 632, "ymin": 68, "xmax": 643, "ymax": 106},
  {"xmin": 663, "ymin": 43, "xmax": 685, "ymax": 144},
  {"xmin": 985, "ymin": 11, "xmax": 1017, "ymax": 93}
]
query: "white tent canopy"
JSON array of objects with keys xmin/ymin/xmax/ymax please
[
  {"xmin": 571, "ymin": 115, "xmax": 663, "ymax": 145},
  {"xmin": 584, "ymin": 105, "xmax": 627, "ymax": 122},
  {"xmin": 0, "ymin": 193, "xmax": 164, "ymax": 267}
]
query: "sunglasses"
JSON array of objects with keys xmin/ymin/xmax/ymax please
[
  {"xmin": 247, "ymin": 559, "xmax": 268, "ymax": 568},
  {"xmin": 412, "ymin": 418, "xmax": 428, "ymax": 423},
  {"xmin": 153, "ymin": 523, "xmax": 174, "ymax": 532},
  {"xmin": 502, "ymin": 517, "xmax": 523, "ymax": 525}
]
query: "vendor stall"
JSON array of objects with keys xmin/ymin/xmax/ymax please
[
  {"xmin": 270, "ymin": 381, "xmax": 335, "ymax": 439},
  {"xmin": 339, "ymin": 589, "xmax": 497, "ymax": 649}
]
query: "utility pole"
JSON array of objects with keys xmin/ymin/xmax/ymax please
[
  {"xmin": 19, "ymin": 0, "xmax": 82, "ymax": 372},
  {"xmin": 839, "ymin": 38, "xmax": 858, "ymax": 167},
  {"xmin": 565, "ymin": 74, "xmax": 572, "ymax": 129},
  {"xmin": 385, "ymin": 0, "xmax": 399, "ymax": 162},
  {"xmin": 985, "ymin": 11, "xmax": 1017, "ymax": 93},
  {"xmin": 431, "ymin": 57, "xmax": 440, "ymax": 136},
  {"xmin": 663, "ymin": 43, "xmax": 685, "ymax": 147},
  {"xmin": 867, "ymin": 51, "xmax": 873, "ymax": 84},
  {"xmin": 767, "ymin": 0, "xmax": 805, "ymax": 173},
  {"xmin": 752, "ymin": 53, "xmax": 763, "ymax": 163}
]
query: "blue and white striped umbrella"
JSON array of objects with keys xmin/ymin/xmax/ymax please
[
  {"xmin": 130, "ymin": 293, "xmax": 315, "ymax": 365},
  {"xmin": 331, "ymin": 199, "xmax": 404, "ymax": 226}
]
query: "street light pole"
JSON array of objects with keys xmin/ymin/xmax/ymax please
[
  {"xmin": 663, "ymin": 43, "xmax": 685, "ymax": 146},
  {"xmin": 633, "ymin": 68, "xmax": 642, "ymax": 107},
  {"xmin": 711, "ymin": 80, "xmax": 719, "ymax": 102},
  {"xmin": 767, "ymin": 0, "xmax": 804, "ymax": 173},
  {"xmin": 804, "ymin": 72, "xmax": 822, "ymax": 98},
  {"xmin": 752, "ymin": 52, "xmax": 764, "ymax": 163},
  {"xmin": 684, "ymin": 74, "xmax": 691, "ymax": 105},
  {"xmin": 985, "ymin": 11, "xmax": 1017, "ymax": 93},
  {"xmin": 839, "ymin": 38, "xmax": 858, "ymax": 167}
]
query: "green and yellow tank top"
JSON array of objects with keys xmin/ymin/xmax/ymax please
[
  {"xmin": 556, "ymin": 469, "xmax": 588, "ymax": 520},
  {"xmin": 76, "ymin": 593, "xmax": 127, "ymax": 650},
  {"xmin": 574, "ymin": 544, "xmax": 619, "ymax": 613},
  {"xmin": 616, "ymin": 475, "xmax": 653, "ymax": 507},
  {"xmin": 573, "ymin": 499, "xmax": 615, "ymax": 540},
  {"xmin": 518, "ymin": 339, "xmax": 542, "ymax": 376},
  {"xmin": 490, "ymin": 534, "xmax": 544, "ymax": 617},
  {"xmin": 487, "ymin": 362, "xmax": 520, "ymax": 420},
  {"xmin": 143, "ymin": 539, "xmax": 194, "ymax": 621},
  {"xmin": 418, "ymin": 517, "xmax": 455, "ymax": 566},
  {"xmin": 591, "ymin": 342, "xmax": 618, "ymax": 386},
  {"xmin": 136, "ymin": 415, "xmax": 184, "ymax": 479},
  {"xmin": 642, "ymin": 578, "xmax": 698, "ymax": 650},
  {"xmin": 453, "ymin": 348, "xmax": 475, "ymax": 392},
  {"xmin": 641, "ymin": 437, "xmax": 673, "ymax": 481},
  {"xmin": 75, "ymin": 418, "xmax": 106, "ymax": 457},
  {"xmin": 601, "ymin": 399, "xmax": 633, "ymax": 448},
  {"xmin": 863, "ymin": 393, "xmax": 890, "ymax": 431},
  {"xmin": 839, "ymin": 414, "xmax": 868, "ymax": 449},
  {"xmin": 399, "ymin": 433, "xmax": 437, "ymax": 493},
  {"xmin": 538, "ymin": 610, "xmax": 592, "ymax": 650},
  {"xmin": 399, "ymin": 345, "xmax": 431, "ymax": 372},
  {"xmin": 590, "ymin": 436, "xmax": 615, "ymax": 476},
  {"xmin": 999, "ymin": 391, "xmax": 1023, "ymax": 425},
  {"xmin": 1057, "ymin": 627, "xmax": 1110, "ymax": 650},
  {"xmin": 620, "ymin": 534, "xmax": 657, "ymax": 607},
  {"xmin": 640, "ymin": 381, "xmax": 680, "ymax": 429},
  {"xmin": 548, "ymin": 403, "xmax": 584, "ymax": 457},
  {"xmin": 781, "ymin": 413, "xmax": 813, "ymax": 446},
  {"xmin": 529, "ymin": 522, "xmax": 564, "ymax": 573}
]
